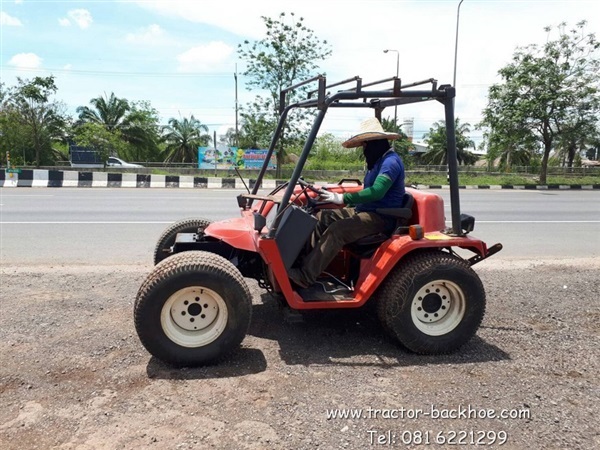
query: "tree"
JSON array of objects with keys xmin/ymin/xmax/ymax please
[
  {"xmin": 77, "ymin": 92, "xmax": 129, "ymax": 131},
  {"xmin": 381, "ymin": 117, "xmax": 415, "ymax": 168},
  {"xmin": 422, "ymin": 119, "xmax": 478, "ymax": 166},
  {"xmin": 479, "ymin": 122, "xmax": 538, "ymax": 172},
  {"xmin": 76, "ymin": 93, "xmax": 161, "ymax": 162},
  {"xmin": 72, "ymin": 122, "xmax": 128, "ymax": 167},
  {"xmin": 238, "ymin": 103, "xmax": 274, "ymax": 149},
  {"xmin": 555, "ymin": 105, "xmax": 600, "ymax": 167},
  {"xmin": 0, "ymin": 84, "xmax": 29, "ymax": 165},
  {"xmin": 219, "ymin": 127, "xmax": 237, "ymax": 147},
  {"xmin": 480, "ymin": 21, "xmax": 600, "ymax": 183},
  {"xmin": 162, "ymin": 116, "xmax": 211, "ymax": 164},
  {"xmin": 6, "ymin": 76, "xmax": 67, "ymax": 167},
  {"xmin": 238, "ymin": 12, "xmax": 332, "ymax": 176},
  {"xmin": 122, "ymin": 101, "xmax": 161, "ymax": 162}
]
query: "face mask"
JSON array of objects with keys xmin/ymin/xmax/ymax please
[{"xmin": 363, "ymin": 139, "xmax": 390, "ymax": 169}]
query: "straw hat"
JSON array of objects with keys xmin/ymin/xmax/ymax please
[{"xmin": 342, "ymin": 117, "xmax": 401, "ymax": 148}]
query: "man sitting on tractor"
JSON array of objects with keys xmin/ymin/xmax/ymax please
[{"xmin": 289, "ymin": 117, "xmax": 406, "ymax": 288}]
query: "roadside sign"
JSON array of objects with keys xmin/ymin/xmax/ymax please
[{"xmin": 6, "ymin": 168, "xmax": 22, "ymax": 174}]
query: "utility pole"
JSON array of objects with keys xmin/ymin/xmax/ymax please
[
  {"xmin": 383, "ymin": 49, "xmax": 400, "ymax": 126},
  {"xmin": 234, "ymin": 65, "xmax": 239, "ymax": 148},
  {"xmin": 453, "ymin": 0, "xmax": 465, "ymax": 89}
]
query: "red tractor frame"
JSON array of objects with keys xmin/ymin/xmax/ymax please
[{"xmin": 134, "ymin": 75, "xmax": 502, "ymax": 367}]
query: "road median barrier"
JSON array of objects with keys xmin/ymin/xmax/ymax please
[{"xmin": 1, "ymin": 169, "xmax": 599, "ymax": 190}]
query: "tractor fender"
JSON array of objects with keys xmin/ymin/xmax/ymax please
[
  {"xmin": 203, "ymin": 217, "xmax": 259, "ymax": 253},
  {"xmin": 353, "ymin": 233, "xmax": 488, "ymax": 303}
]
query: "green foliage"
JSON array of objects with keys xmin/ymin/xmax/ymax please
[
  {"xmin": 422, "ymin": 119, "xmax": 478, "ymax": 166},
  {"xmin": 381, "ymin": 117, "xmax": 416, "ymax": 168},
  {"xmin": 304, "ymin": 133, "xmax": 364, "ymax": 170},
  {"xmin": 237, "ymin": 12, "xmax": 332, "ymax": 175},
  {"xmin": 219, "ymin": 127, "xmax": 238, "ymax": 147},
  {"xmin": 122, "ymin": 101, "xmax": 162, "ymax": 161},
  {"xmin": 162, "ymin": 116, "xmax": 211, "ymax": 164},
  {"xmin": 480, "ymin": 21, "xmax": 600, "ymax": 183},
  {"xmin": 2, "ymin": 76, "xmax": 68, "ymax": 167},
  {"xmin": 72, "ymin": 123, "xmax": 128, "ymax": 166},
  {"xmin": 76, "ymin": 93, "xmax": 161, "ymax": 162},
  {"xmin": 76, "ymin": 92, "xmax": 129, "ymax": 131},
  {"xmin": 238, "ymin": 101, "xmax": 274, "ymax": 149}
]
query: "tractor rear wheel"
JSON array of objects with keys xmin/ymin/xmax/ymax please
[
  {"xmin": 134, "ymin": 251, "xmax": 252, "ymax": 367},
  {"xmin": 377, "ymin": 251, "xmax": 485, "ymax": 354},
  {"xmin": 153, "ymin": 218, "xmax": 211, "ymax": 265}
]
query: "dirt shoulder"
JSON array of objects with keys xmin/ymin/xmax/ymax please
[{"xmin": 1, "ymin": 260, "xmax": 599, "ymax": 449}]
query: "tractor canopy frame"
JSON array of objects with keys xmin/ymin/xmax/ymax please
[{"xmin": 249, "ymin": 75, "xmax": 464, "ymax": 238}]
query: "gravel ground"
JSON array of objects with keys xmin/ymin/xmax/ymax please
[{"xmin": 0, "ymin": 259, "xmax": 599, "ymax": 450}]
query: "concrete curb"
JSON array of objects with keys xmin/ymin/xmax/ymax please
[
  {"xmin": 414, "ymin": 184, "xmax": 600, "ymax": 190},
  {"xmin": 1, "ymin": 169, "xmax": 282, "ymax": 189},
  {"xmin": 1, "ymin": 169, "xmax": 599, "ymax": 190}
]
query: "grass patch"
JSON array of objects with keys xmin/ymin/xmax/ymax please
[
  {"xmin": 144, "ymin": 167, "xmax": 599, "ymax": 186},
  {"xmin": 407, "ymin": 173, "xmax": 600, "ymax": 186}
]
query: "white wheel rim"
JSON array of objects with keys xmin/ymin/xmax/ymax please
[
  {"xmin": 410, "ymin": 280, "xmax": 466, "ymax": 336},
  {"xmin": 161, "ymin": 286, "xmax": 228, "ymax": 348}
]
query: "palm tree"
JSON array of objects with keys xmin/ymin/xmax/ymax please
[
  {"xmin": 76, "ymin": 93, "xmax": 130, "ymax": 132},
  {"xmin": 76, "ymin": 93, "xmax": 160, "ymax": 162},
  {"xmin": 162, "ymin": 116, "xmax": 211, "ymax": 163},
  {"xmin": 422, "ymin": 119, "xmax": 478, "ymax": 166}
]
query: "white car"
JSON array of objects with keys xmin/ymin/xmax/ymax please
[{"xmin": 106, "ymin": 157, "xmax": 144, "ymax": 168}]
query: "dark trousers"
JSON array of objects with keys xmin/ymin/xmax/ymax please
[{"xmin": 297, "ymin": 207, "xmax": 390, "ymax": 284}]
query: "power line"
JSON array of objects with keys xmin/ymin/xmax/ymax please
[{"xmin": 1, "ymin": 66, "xmax": 242, "ymax": 78}]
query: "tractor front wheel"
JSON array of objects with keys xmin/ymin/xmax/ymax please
[
  {"xmin": 377, "ymin": 251, "xmax": 485, "ymax": 354},
  {"xmin": 134, "ymin": 251, "xmax": 252, "ymax": 367}
]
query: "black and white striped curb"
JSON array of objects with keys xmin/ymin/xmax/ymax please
[
  {"xmin": 1, "ymin": 169, "xmax": 599, "ymax": 190},
  {"xmin": 414, "ymin": 184, "xmax": 600, "ymax": 190},
  {"xmin": 0, "ymin": 169, "xmax": 281, "ymax": 189}
]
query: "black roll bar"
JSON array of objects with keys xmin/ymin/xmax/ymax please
[{"xmin": 252, "ymin": 75, "xmax": 464, "ymax": 237}]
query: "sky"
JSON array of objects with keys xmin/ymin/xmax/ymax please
[{"xmin": 1, "ymin": 0, "xmax": 599, "ymax": 148}]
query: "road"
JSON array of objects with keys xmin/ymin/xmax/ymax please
[
  {"xmin": 1, "ymin": 187, "xmax": 599, "ymax": 450},
  {"xmin": 0, "ymin": 187, "xmax": 599, "ymax": 265}
]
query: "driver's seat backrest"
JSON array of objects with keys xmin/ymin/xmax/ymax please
[{"xmin": 376, "ymin": 191, "xmax": 415, "ymax": 235}]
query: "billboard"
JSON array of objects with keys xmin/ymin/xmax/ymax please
[{"xmin": 198, "ymin": 147, "xmax": 275, "ymax": 170}]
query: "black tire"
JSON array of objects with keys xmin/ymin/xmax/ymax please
[
  {"xmin": 134, "ymin": 251, "xmax": 252, "ymax": 367},
  {"xmin": 376, "ymin": 251, "xmax": 486, "ymax": 354},
  {"xmin": 153, "ymin": 218, "xmax": 211, "ymax": 265}
]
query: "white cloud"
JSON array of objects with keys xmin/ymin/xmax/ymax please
[
  {"xmin": 8, "ymin": 53, "xmax": 43, "ymax": 69},
  {"xmin": 126, "ymin": 24, "xmax": 166, "ymax": 44},
  {"xmin": 1, "ymin": 11, "xmax": 23, "ymax": 26},
  {"xmin": 60, "ymin": 9, "xmax": 92, "ymax": 30},
  {"xmin": 177, "ymin": 41, "xmax": 234, "ymax": 72}
]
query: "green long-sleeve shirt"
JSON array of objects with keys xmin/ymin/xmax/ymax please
[{"xmin": 342, "ymin": 175, "xmax": 392, "ymax": 205}]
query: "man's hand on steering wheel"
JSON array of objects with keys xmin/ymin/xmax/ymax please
[{"xmin": 319, "ymin": 190, "xmax": 344, "ymax": 205}]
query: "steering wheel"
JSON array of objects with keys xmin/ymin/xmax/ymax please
[
  {"xmin": 297, "ymin": 178, "xmax": 326, "ymax": 195},
  {"xmin": 295, "ymin": 179, "xmax": 329, "ymax": 212}
]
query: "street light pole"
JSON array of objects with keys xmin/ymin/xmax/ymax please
[
  {"xmin": 453, "ymin": 0, "xmax": 465, "ymax": 89},
  {"xmin": 383, "ymin": 49, "xmax": 399, "ymax": 126},
  {"xmin": 234, "ymin": 64, "xmax": 239, "ymax": 148}
]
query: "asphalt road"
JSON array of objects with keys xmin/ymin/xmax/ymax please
[
  {"xmin": 0, "ymin": 187, "xmax": 598, "ymax": 265},
  {"xmin": 1, "ymin": 188, "xmax": 599, "ymax": 450}
]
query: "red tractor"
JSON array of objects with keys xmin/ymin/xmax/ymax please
[{"xmin": 134, "ymin": 75, "xmax": 502, "ymax": 367}]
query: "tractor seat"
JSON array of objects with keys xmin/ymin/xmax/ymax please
[{"xmin": 345, "ymin": 192, "xmax": 414, "ymax": 257}]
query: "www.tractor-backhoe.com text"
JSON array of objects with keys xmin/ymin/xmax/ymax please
[{"xmin": 326, "ymin": 405, "xmax": 531, "ymax": 421}]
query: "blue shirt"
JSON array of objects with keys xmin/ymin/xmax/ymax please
[{"xmin": 356, "ymin": 149, "xmax": 405, "ymax": 213}]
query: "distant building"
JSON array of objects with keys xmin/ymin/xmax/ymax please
[{"xmin": 409, "ymin": 140, "xmax": 428, "ymax": 156}]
